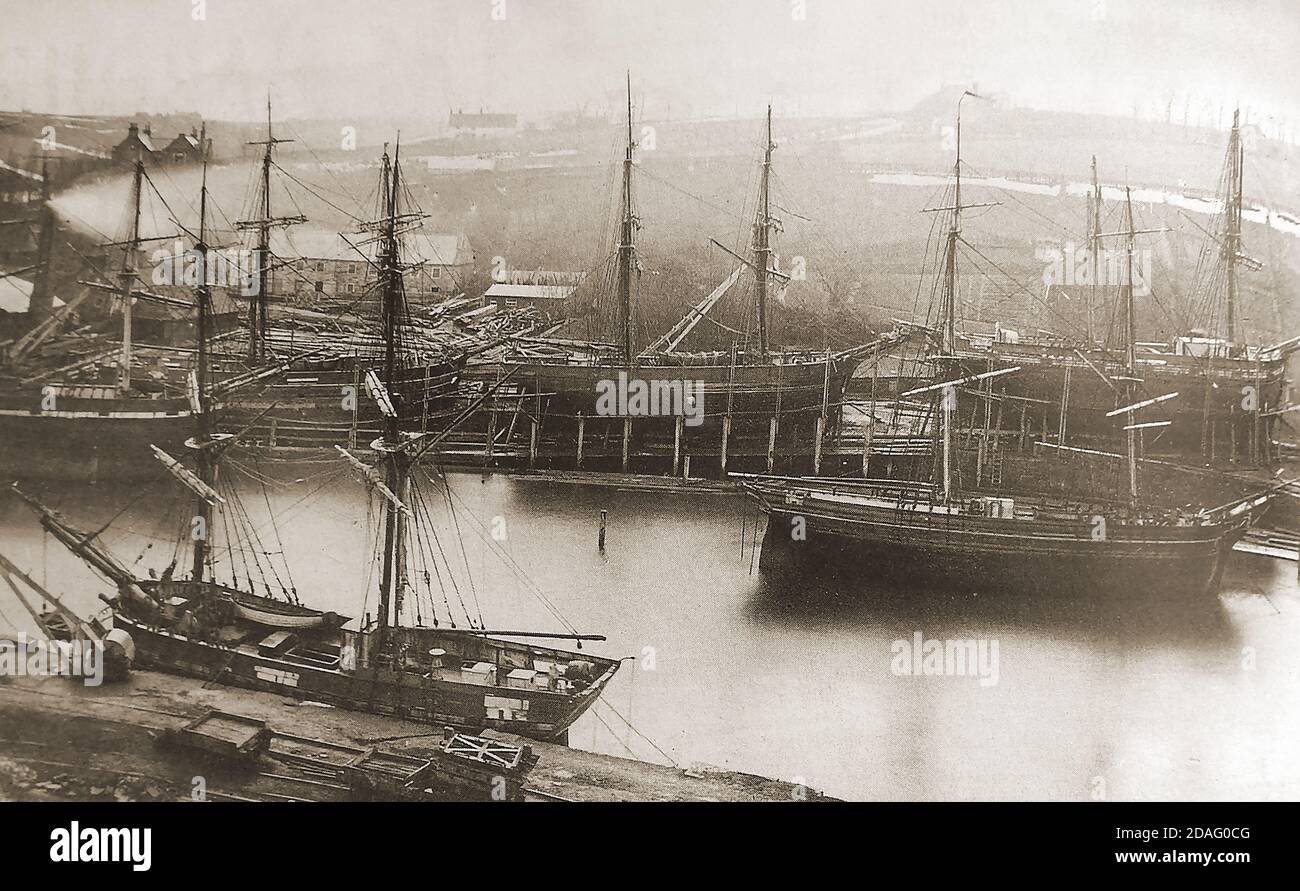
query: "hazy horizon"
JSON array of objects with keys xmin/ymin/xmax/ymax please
[{"xmin": 1, "ymin": 0, "xmax": 1297, "ymax": 138}]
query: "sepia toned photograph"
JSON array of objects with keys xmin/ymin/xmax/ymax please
[{"xmin": 0, "ymin": 0, "xmax": 1296, "ymax": 867}]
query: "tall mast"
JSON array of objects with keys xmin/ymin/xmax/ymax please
[
  {"xmin": 754, "ymin": 104, "xmax": 774, "ymax": 361},
  {"xmin": 29, "ymin": 157, "xmax": 56, "ymax": 324},
  {"xmin": 238, "ymin": 95, "xmax": 303, "ymax": 364},
  {"xmin": 1122, "ymin": 186, "xmax": 1139, "ymax": 505},
  {"xmin": 192, "ymin": 154, "xmax": 214, "ymax": 580},
  {"xmin": 253, "ymin": 101, "xmax": 273, "ymax": 363},
  {"xmin": 116, "ymin": 152, "xmax": 144, "ymax": 392},
  {"xmin": 617, "ymin": 72, "xmax": 636, "ymax": 367},
  {"xmin": 942, "ymin": 99, "xmax": 964, "ymax": 356},
  {"xmin": 1223, "ymin": 108, "xmax": 1242, "ymax": 343},
  {"xmin": 935, "ymin": 93, "xmax": 977, "ymax": 503},
  {"xmin": 374, "ymin": 141, "xmax": 411, "ymax": 644},
  {"xmin": 1087, "ymin": 155, "xmax": 1101, "ymax": 345}
]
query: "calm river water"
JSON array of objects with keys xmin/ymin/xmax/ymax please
[{"xmin": 1, "ymin": 464, "xmax": 1297, "ymax": 801}]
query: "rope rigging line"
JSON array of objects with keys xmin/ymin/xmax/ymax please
[
  {"xmin": 271, "ymin": 160, "xmax": 368, "ymax": 226},
  {"xmin": 435, "ymin": 474, "xmax": 580, "ymax": 634},
  {"xmin": 408, "ymin": 473, "xmax": 475, "ymax": 629},
  {"xmin": 595, "ymin": 697, "xmax": 679, "ymax": 769},
  {"xmin": 434, "ymin": 469, "xmax": 485, "ymax": 628},
  {"xmin": 282, "ymin": 119, "xmax": 369, "ymax": 214}
]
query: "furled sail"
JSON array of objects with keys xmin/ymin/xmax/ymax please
[
  {"xmin": 335, "ymin": 445, "xmax": 413, "ymax": 517},
  {"xmin": 150, "ymin": 445, "xmax": 224, "ymax": 506}
]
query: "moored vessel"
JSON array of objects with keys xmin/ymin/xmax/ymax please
[
  {"xmin": 738, "ymin": 94, "xmax": 1280, "ymax": 598},
  {"xmin": 15, "ymin": 144, "xmax": 621, "ymax": 743}
]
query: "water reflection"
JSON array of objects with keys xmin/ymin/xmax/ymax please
[
  {"xmin": 1, "ymin": 465, "xmax": 1296, "ymax": 800},
  {"xmin": 743, "ymin": 564, "xmax": 1244, "ymax": 651}
]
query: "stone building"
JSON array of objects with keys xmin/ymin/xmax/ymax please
[{"xmin": 267, "ymin": 228, "xmax": 473, "ymax": 306}]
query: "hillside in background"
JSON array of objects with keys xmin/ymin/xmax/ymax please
[{"xmin": 5, "ymin": 89, "xmax": 1297, "ymax": 356}]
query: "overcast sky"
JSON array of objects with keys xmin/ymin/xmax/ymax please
[{"xmin": 2, "ymin": 0, "xmax": 1297, "ymax": 131}]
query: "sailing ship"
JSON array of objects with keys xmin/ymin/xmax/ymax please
[
  {"xmin": 937, "ymin": 110, "xmax": 1295, "ymax": 465},
  {"xmin": 481, "ymin": 80, "xmax": 894, "ymax": 450},
  {"xmin": 214, "ymin": 101, "xmax": 465, "ymax": 451},
  {"xmin": 0, "ymin": 108, "xmax": 465, "ymax": 478},
  {"xmin": 16, "ymin": 145, "xmax": 620, "ymax": 743},
  {"xmin": 0, "ymin": 152, "xmax": 198, "ymax": 480},
  {"xmin": 738, "ymin": 94, "xmax": 1275, "ymax": 598}
]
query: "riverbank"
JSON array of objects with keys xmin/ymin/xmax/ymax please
[{"xmin": 0, "ymin": 670, "xmax": 833, "ymax": 802}]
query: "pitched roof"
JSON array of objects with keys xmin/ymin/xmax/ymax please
[
  {"xmin": 270, "ymin": 228, "xmax": 471, "ymax": 266},
  {"xmin": 0, "ymin": 275, "xmax": 33, "ymax": 313},
  {"xmin": 486, "ymin": 283, "xmax": 575, "ymax": 300},
  {"xmin": 422, "ymin": 233, "xmax": 472, "ymax": 266},
  {"xmin": 163, "ymin": 133, "xmax": 201, "ymax": 150},
  {"xmin": 0, "ymin": 274, "xmax": 66, "ymax": 314},
  {"xmin": 271, "ymin": 227, "xmax": 354, "ymax": 261}
]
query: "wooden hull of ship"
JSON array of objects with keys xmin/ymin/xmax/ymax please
[
  {"xmin": 953, "ymin": 345, "xmax": 1288, "ymax": 458},
  {"xmin": 111, "ymin": 608, "xmax": 616, "ymax": 743},
  {"xmin": 0, "ymin": 397, "xmax": 194, "ymax": 481},
  {"xmin": 756, "ymin": 499, "xmax": 1247, "ymax": 599},
  {"xmin": 218, "ymin": 357, "xmax": 464, "ymax": 450},
  {"xmin": 504, "ymin": 356, "xmax": 857, "ymax": 433}
]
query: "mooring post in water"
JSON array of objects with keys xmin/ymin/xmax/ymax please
[
  {"xmin": 598, "ymin": 509, "xmax": 607, "ymax": 551},
  {"xmin": 622, "ymin": 418, "xmax": 631, "ymax": 472},
  {"xmin": 421, "ymin": 365, "xmax": 432, "ymax": 433},
  {"xmin": 720, "ymin": 415, "xmax": 730, "ymax": 475},
  {"xmin": 863, "ymin": 417, "xmax": 873, "ymax": 477},
  {"xmin": 767, "ymin": 416, "xmax": 777, "ymax": 473},
  {"xmin": 349, "ymin": 367, "xmax": 360, "ymax": 448},
  {"xmin": 576, "ymin": 414, "xmax": 585, "ymax": 468},
  {"xmin": 529, "ymin": 420, "xmax": 538, "ymax": 468},
  {"xmin": 813, "ymin": 415, "xmax": 825, "ymax": 474},
  {"xmin": 673, "ymin": 415, "xmax": 682, "ymax": 476},
  {"xmin": 1253, "ymin": 370, "xmax": 1263, "ymax": 465},
  {"xmin": 683, "ymin": 455, "xmax": 690, "ymax": 479}
]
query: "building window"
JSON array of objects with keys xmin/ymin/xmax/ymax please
[
  {"xmin": 314, "ymin": 281, "xmax": 324, "ymax": 293},
  {"xmin": 345, "ymin": 283, "xmax": 355, "ymax": 294},
  {"xmin": 316, "ymin": 261, "xmax": 326, "ymax": 272}
]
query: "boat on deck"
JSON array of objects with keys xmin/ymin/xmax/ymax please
[
  {"xmin": 113, "ymin": 579, "xmax": 618, "ymax": 741},
  {"xmin": 13, "ymin": 141, "xmax": 621, "ymax": 744}
]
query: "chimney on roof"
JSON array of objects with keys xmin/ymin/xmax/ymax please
[
  {"xmin": 127, "ymin": 122, "xmax": 139, "ymax": 139},
  {"xmin": 142, "ymin": 124, "xmax": 152, "ymax": 137}
]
